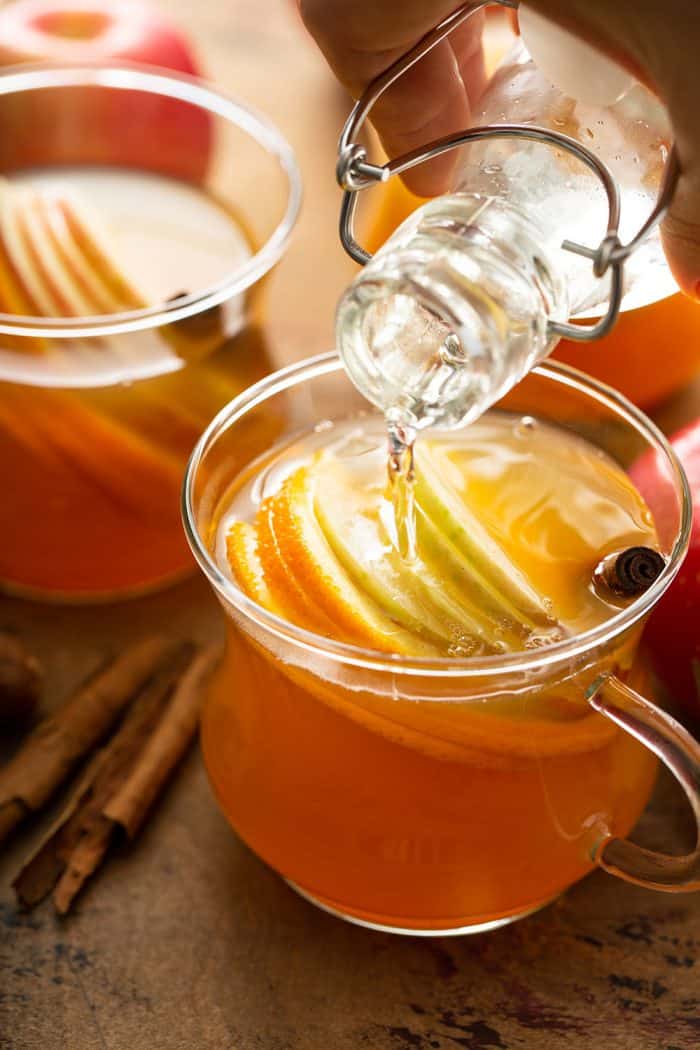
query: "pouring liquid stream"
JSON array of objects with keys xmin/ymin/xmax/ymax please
[{"xmin": 387, "ymin": 417, "xmax": 418, "ymax": 563}]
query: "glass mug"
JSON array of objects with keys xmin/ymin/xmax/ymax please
[
  {"xmin": 0, "ymin": 63, "xmax": 300, "ymax": 600},
  {"xmin": 184, "ymin": 354, "xmax": 700, "ymax": 936}
]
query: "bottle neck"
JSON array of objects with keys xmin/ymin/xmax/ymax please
[{"xmin": 336, "ymin": 194, "xmax": 568, "ymax": 431}]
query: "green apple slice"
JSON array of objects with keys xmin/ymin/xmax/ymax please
[
  {"xmin": 414, "ymin": 441, "xmax": 556, "ymax": 630},
  {"xmin": 313, "ymin": 456, "xmax": 502, "ymax": 654}
]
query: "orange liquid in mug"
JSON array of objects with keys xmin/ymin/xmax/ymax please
[
  {"xmin": 0, "ymin": 168, "xmax": 273, "ymax": 598},
  {"xmin": 202, "ymin": 414, "xmax": 660, "ymax": 930}
]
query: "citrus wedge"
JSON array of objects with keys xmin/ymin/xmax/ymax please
[
  {"xmin": 226, "ymin": 520, "xmax": 285, "ymax": 617},
  {"xmin": 253, "ymin": 495, "xmax": 338, "ymax": 637}
]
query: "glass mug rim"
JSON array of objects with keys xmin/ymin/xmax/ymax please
[
  {"xmin": 0, "ymin": 60, "xmax": 302, "ymax": 339},
  {"xmin": 182, "ymin": 351, "xmax": 692, "ymax": 679}
]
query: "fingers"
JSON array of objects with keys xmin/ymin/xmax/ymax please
[
  {"xmin": 368, "ymin": 31, "xmax": 481, "ymax": 197},
  {"xmin": 299, "ymin": 0, "xmax": 485, "ymax": 196},
  {"xmin": 662, "ymin": 165, "xmax": 700, "ymax": 300}
]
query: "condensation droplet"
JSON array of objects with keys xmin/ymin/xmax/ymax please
[
  {"xmin": 514, "ymin": 415, "xmax": 537, "ymax": 439},
  {"xmin": 482, "ymin": 163, "xmax": 502, "ymax": 175}
]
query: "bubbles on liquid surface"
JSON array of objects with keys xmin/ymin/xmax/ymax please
[
  {"xmin": 447, "ymin": 626, "xmax": 480, "ymax": 658},
  {"xmin": 514, "ymin": 415, "xmax": 537, "ymax": 439},
  {"xmin": 524, "ymin": 625, "xmax": 567, "ymax": 650}
]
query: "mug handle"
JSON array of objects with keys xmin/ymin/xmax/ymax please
[{"xmin": 587, "ymin": 673, "xmax": 700, "ymax": 891}]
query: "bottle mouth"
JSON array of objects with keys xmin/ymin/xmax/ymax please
[
  {"xmin": 335, "ymin": 191, "xmax": 572, "ymax": 432},
  {"xmin": 347, "ymin": 276, "xmax": 501, "ymax": 430}
]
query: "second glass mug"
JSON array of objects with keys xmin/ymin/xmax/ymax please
[
  {"xmin": 184, "ymin": 353, "xmax": 700, "ymax": 936},
  {"xmin": 0, "ymin": 62, "xmax": 300, "ymax": 600}
]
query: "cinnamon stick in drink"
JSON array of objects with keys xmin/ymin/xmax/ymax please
[
  {"xmin": 0, "ymin": 635, "xmax": 181, "ymax": 846},
  {"xmin": 14, "ymin": 644, "xmax": 220, "ymax": 913}
]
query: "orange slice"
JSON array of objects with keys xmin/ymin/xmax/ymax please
[
  {"xmin": 266, "ymin": 465, "xmax": 439, "ymax": 656},
  {"xmin": 226, "ymin": 520, "xmax": 284, "ymax": 616},
  {"xmin": 256, "ymin": 495, "xmax": 340, "ymax": 637}
]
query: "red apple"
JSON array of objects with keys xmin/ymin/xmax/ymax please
[
  {"xmin": 0, "ymin": 0, "xmax": 201, "ymax": 72},
  {"xmin": 630, "ymin": 421, "xmax": 700, "ymax": 723},
  {"xmin": 0, "ymin": 0, "xmax": 211, "ymax": 182}
]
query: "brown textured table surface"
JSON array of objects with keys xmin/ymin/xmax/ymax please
[{"xmin": 1, "ymin": 3, "xmax": 700, "ymax": 1048}]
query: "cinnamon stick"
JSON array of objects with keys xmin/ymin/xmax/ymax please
[
  {"xmin": 14, "ymin": 644, "xmax": 220, "ymax": 914},
  {"xmin": 103, "ymin": 644, "xmax": 222, "ymax": 838},
  {"xmin": 0, "ymin": 635, "xmax": 181, "ymax": 846}
]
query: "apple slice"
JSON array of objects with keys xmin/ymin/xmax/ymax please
[
  {"xmin": 0, "ymin": 177, "xmax": 146, "ymax": 318},
  {"xmin": 0, "ymin": 196, "xmax": 39, "ymax": 315},
  {"xmin": 0, "ymin": 183, "xmax": 64, "ymax": 315},
  {"xmin": 0, "ymin": 190, "xmax": 47, "ymax": 351},
  {"xmin": 312, "ymin": 455, "xmax": 503, "ymax": 653},
  {"xmin": 413, "ymin": 508, "xmax": 534, "ymax": 648},
  {"xmin": 265, "ymin": 465, "xmax": 440, "ymax": 656},
  {"xmin": 34, "ymin": 189, "xmax": 124, "ymax": 314},
  {"xmin": 58, "ymin": 192, "xmax": 146, "ymax": 310},
  {"xmin": 414, "ymin": 442, "xmax": 557, "ymax": 631},
  {"xmin": 17, "ymin": 187, "xmax": 102, "ymax": 316}
]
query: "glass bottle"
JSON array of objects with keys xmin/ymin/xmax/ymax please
[{"xmin": 336, "ymin": 31, "xmax": 674, "ymax": 433}]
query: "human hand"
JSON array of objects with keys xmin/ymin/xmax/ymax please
[
  {"xmin": 299, "ymin": 1, "xmax": 487, "ymax": 197},
  {"xmin": 299, "ymin": 0, "xmax": 700, "ymax": 298}
]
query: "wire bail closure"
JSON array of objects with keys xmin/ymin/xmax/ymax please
[{"xmin": 336, "ymin": 0, "xmax": 679, "ymax": 344}]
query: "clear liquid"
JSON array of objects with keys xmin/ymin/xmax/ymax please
[{"xmin": 387, "ymin": 418, "xmax": 417, "ymax": 561}]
